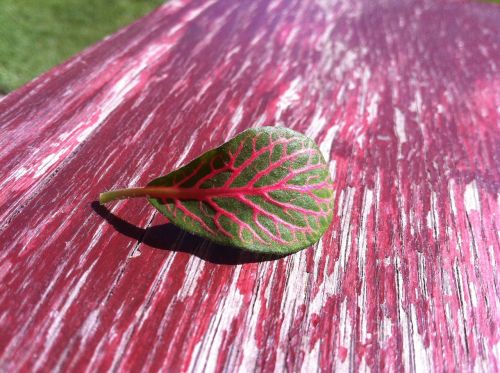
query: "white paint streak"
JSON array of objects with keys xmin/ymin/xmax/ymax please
[
  {"xmin": 469, "ymin": 281, "xmax": 478, "ymax": 308},
  {"xmin": 426, "ymin": 191, "xmax": 440, "ymax": 239},
  {"xmin": 319, "ymin": 124, "xmax": 338, "ymax": 162},
  {"xmin": 189, "ymin": 267, "xmax": 244, "ymax": 372},
  {"xmin": 409, "ymin": 90, "xmax": 422, "ymax": 113},
  {"xmin": 275, "ymin": 77, "xmax": 301, "ymax": 119},
  {"xmin": 464, "ymin": 180, "xmax": 481, "ymax": 213},
  {"xmin": 302, "ymin": 340, "xmax": 320, "ymax": 372},
  {"xmin": 275, "ymin": 254, "xmax": 309, "ymax": 371},
  {"xmin": 493, "ymin": 342, "xmax": 500, "ymax": 368},
  {"xmin": 449, "ymin": 179, "xmax": 458, "ymax": 216},
  {"xmin": 381, "ymin": 315, "xmax": 392, "ymax": 344},
  {"xmin": 183, "ymin": 0, "xmax": 217, "ymax": 22},
  {"xmin": 80, "ymin": 309, "xmax": 99, "ymax": 338},
  {"xmin": 335, "ymin": 50, "xmax": 357, "ymax": 79},
  {"xmin": 417, "ymin": 252, "xmax": 428, "ymax": 298},
  {"xmin": 12, "ymin": 167, "xmax": 28, "ymax": 181},
  {"xmin": 335, "ymin": 300, "xmax": 351, "ymax": 372},
  {"xmin": 176, "ymin": 256, "xmax": 205, "ymax": 300},
  {"xmin": 174, "ymin": 129, "xmax": 199, "ymax": 168},
  {"xmin": 333, "ymin": 187, "xmax": 355, "ymax": 293},
  {"xmin": 410, "ymin": 305, "xmax": 431, "ymax": 373},
  {"xmin": 34, "ymin": 261, "xmax": 97, "ymax": 370},
  {"xmin": 34, "ymin": 147, "xmax": 69, "ymax": 178},
  {"xmin": 306, "ymin": 110, "xmax": 327, "ymax": 140},
  {"xmin": 394, "ymin": 108, "xmax": 407, "ymax": 143},
  {"xmin": 308, "ymin": 240, "xmax": 336, "ymax": 316},
  {"xmin": 227, "ymin": 104, "xmax": 244, "ymax": 139},
  {"xmin": 358, "ymin": 189, "xmax": 373, "ymax": 344},
  {"xmin": 367, "ymin": 93, "xmax": 380, "ymax": 123},
  {"xmin": 238, "ymin": 272, "xmax": 262, "ymax": 371},
  {"xmin": 396, "ymin": 256, "xmax": 411, "ymax": 373}
]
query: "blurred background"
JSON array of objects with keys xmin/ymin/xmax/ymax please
[
  {"xmin": 0, "ymin": 0, "xmax": 498, "ymax": 94},
  {"xmin": 0, "ymin": 0, "xmax": 164, "ymax": 94}
]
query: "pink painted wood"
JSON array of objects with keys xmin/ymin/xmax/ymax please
[{"xmin": 0, "ymin": 0, "xmax": 499, "ymax": 371}]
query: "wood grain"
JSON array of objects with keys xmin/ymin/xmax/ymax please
[{"xmin": 0, "ymin": 0, "xmax": 499, "ymax": 371}]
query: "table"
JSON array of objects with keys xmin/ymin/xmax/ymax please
[{"xmin": 1, "ymin": 0, "xmax": 499, "ymax": 371}]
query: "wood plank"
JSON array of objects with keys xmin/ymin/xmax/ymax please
[{"xmin": 0, "ymin": 0, "xmax": 499, "ymax": 371}]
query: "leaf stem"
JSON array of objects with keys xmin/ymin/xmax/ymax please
[{"xmin": 99, "ymin": 187, "xmax": 178, "ymax": 204}]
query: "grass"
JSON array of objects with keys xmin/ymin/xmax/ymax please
[{"xmin": 0, "ymin": 0, "xmax": 164, "ymax": 93}]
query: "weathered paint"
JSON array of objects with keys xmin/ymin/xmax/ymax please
[{"xmin": 0, "ymin": 0, "xmax": 499, "ymax": 371}]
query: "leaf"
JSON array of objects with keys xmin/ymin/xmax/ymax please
[{"xmin": 99, "ymin": 127, "xmax": 334, "ymax": 254}]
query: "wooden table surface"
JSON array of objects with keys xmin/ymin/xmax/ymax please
[{"xmin": 1, "ymin": 0, "xmax": 499, "ymax": 371}]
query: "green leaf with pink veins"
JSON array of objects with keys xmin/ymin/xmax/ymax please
[{"xmin": 99, "ymin": 127, "xmax": 334, "ymax": 254}]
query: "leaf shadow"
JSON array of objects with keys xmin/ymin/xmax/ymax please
[{"xmin": 90, "ymin": 201, "xmax": 286, "ymax": 265}]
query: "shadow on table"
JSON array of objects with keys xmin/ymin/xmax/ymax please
[{"xmin": 91, "ymin": 201, "xmax": 286, "ymax": 265}]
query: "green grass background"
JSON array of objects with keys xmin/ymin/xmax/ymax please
[{"xmin": 0, "ymin": 0, "xmax": 164, "ymax": 93}]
